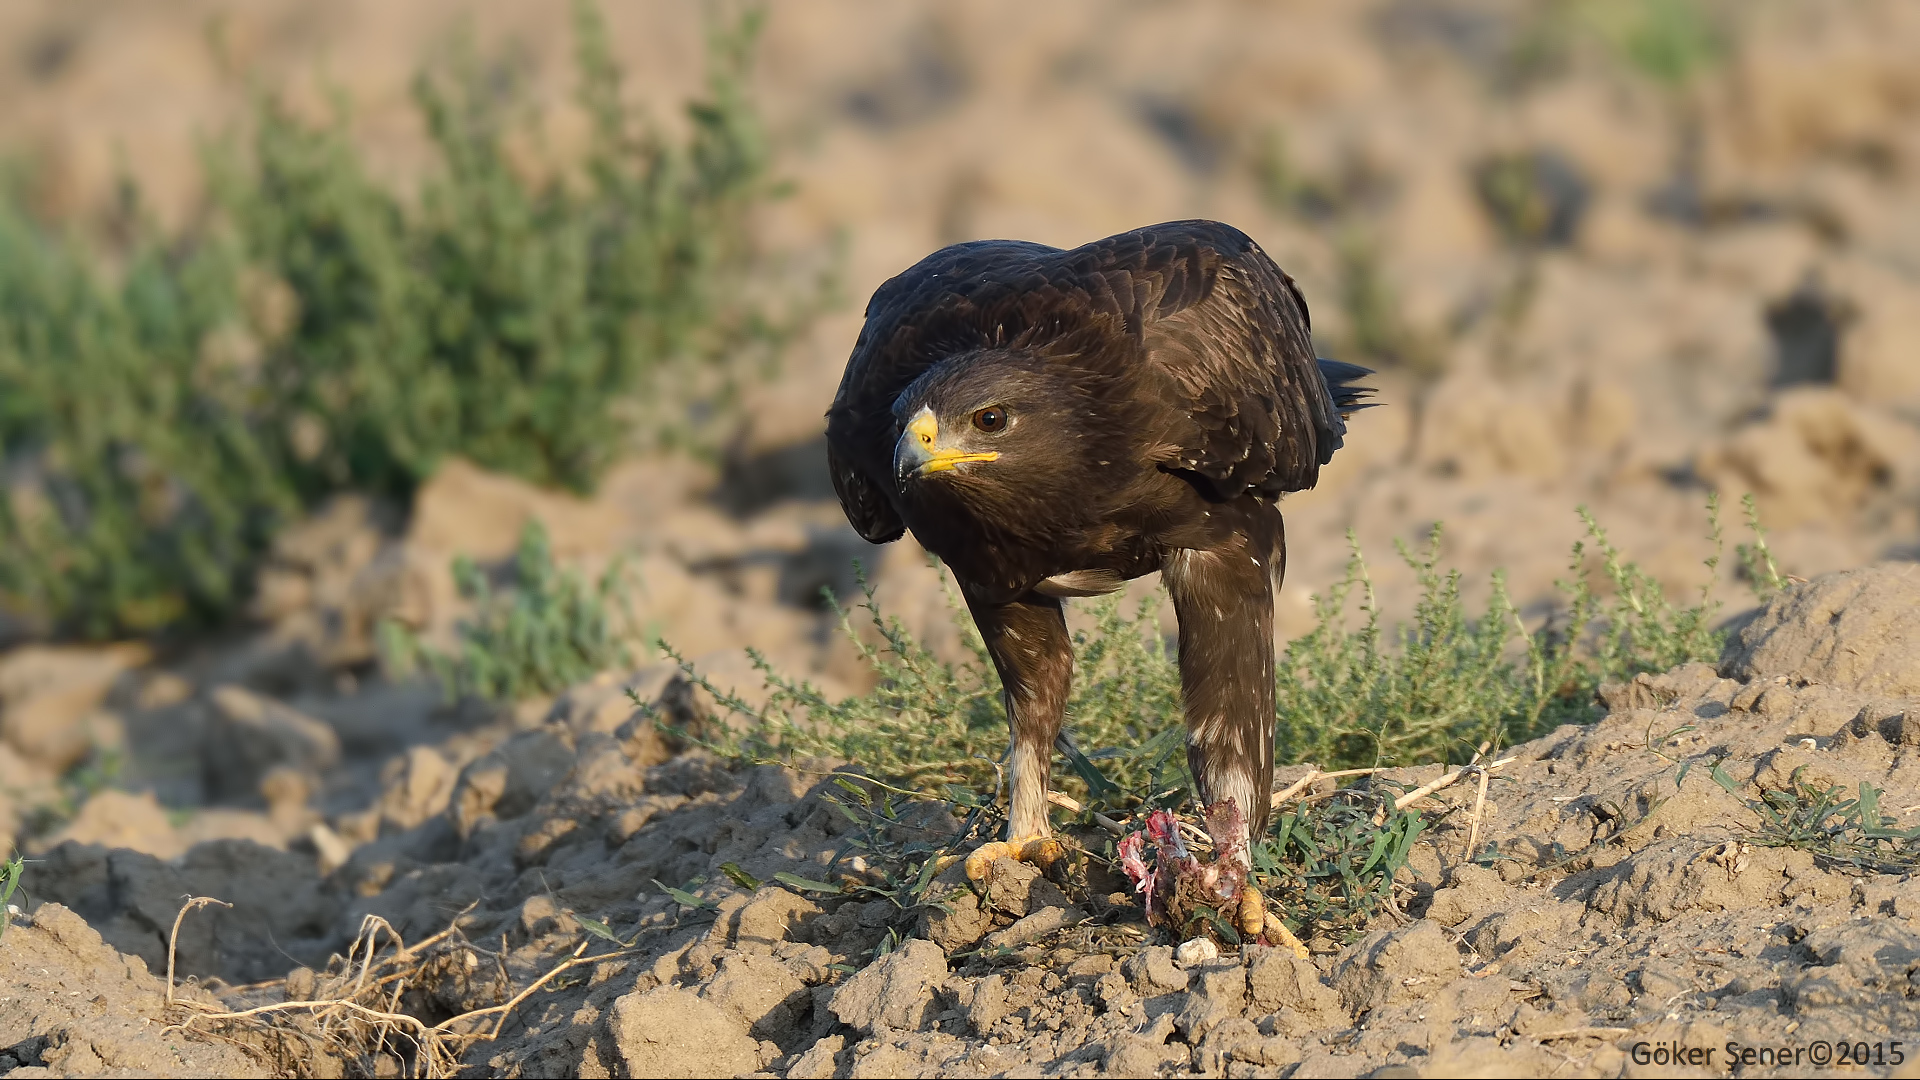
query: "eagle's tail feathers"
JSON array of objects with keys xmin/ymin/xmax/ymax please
[{"xmin": 1316, "ymin": 358, "xmax": 1377, "ymax": 417}]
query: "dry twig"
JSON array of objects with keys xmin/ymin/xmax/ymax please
[
  {"xmin": 1390, "ymin": 756, "xmax": 1515, "ymax": 812},
  {"xmin": 1465, "ymin": 764, "xmax": 1493, "ymax": 857},
  {"xmin": 166, "ymin": 896, "xmax": 232, "ymax": 1006},
  {"xmin": 1270, "ymin": 767, "xmax": 1387, "ymax": 809}
]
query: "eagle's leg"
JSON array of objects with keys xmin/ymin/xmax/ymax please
[
  {"xmin": 961, "ymin": 589, "xmax": 1073, "ymax": 881},
  {"xmin": 1163, "ymin": 503, "xmax": 1282, "ymax": 939}
]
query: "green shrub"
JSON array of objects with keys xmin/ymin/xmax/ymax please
[
  {"xmin": 1277, "ymin": 502, "xmax": 1727, "ymax": 770},
  {"xmin": 663, "ymin": 500, "xmax": 1746, "ymax": 806},
  {"xmin": 217, "ymin": 3, "xmax": 808, "ymax": 499},
  {"xmin": 0, "ymin": 189, "xmax": 288, "ymax": 636},
  {"xmin": 0, "ymin": 3, "xmax": 815, "ymax": 638},
  {"xmin": 380, "ymin": 520, "xmax": 636, "ymax": 702}
]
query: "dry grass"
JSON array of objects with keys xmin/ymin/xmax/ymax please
[{"xmin": 162, "ymin": 898, "xmax": 622, "ymax": 1079}]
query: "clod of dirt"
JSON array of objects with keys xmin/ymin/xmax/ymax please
[
  {"xmin": 1173, "ymin": 958, "xmax": 1248, "ymax": 1040},
  {"xmin": 1245, "ymin": 945, "xmax": 1343, "ymax": 1031},
  {"xmin": 1123, "ymin": 944, "xmax": 1189, "ymax": 994},
  {"xmin": 608, "ymin": 985, "xmax": 765, "ymax": 1079},
  {"xmin": 1723, "ymin": 562, "xmax": 1920, "ymax": 695},
  {"xmin": 729, "ymin": 886, "xmax": 825, "ymax": 953},
  {"xmin": 700, "ymin": 952, "xmax": 810, "ymax": 1044},
  {"xmin": 200, "ymin": 684, "xmax": 341, "ymax": 801},
  {"xmin": 920, "ymin": 883, "xmax": 993, "ymax": 952},
  {"xmin": 1696, "ymin": 389, "xmax": 1918, "ymax": 528},
  {"xmin": 1331, "ymin": 918, "xmax": 1463, "ymax": 1012},
  {"xmin": 365, "ymin": 744, "xmax": 462, "ymax": 834},
  {"xmin": 828, "ymin": 937, "xmax": 948, "ymax": 1035},
  {"xmin": 28, "ymin": 839, "xmax": 339, "ymax": 982},
  {"xmin": 0, "ymin": 904, "xmax": 260, "ymax": 1078},
  {"xmin": 0, "ymin": 643, "xmax": 147, "ymax": 773},
  {"xmin": 983, "ymin": 903, "xmax": 1086, "ymax": 950},
  {"xmin": 448, "ymin": 728, "xmax": 577, "ymax": 836}
]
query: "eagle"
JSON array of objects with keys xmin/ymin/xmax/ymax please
[{"xmin": 825, "ymin": 219, "xmax": 1371, "ymax": 937}]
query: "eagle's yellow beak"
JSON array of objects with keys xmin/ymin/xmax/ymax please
[{"xmin": 894, "ymin": 406, "xmax": 998, "ymax": 482}]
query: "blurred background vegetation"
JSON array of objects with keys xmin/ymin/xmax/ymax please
[{"xmin": 0, "ymin": 3, "xmax": 820, "ymax": 640}]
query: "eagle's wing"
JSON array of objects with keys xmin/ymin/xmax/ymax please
[
  {"xmin": 827, "ymin": 441, "xmax": 903, "ymax": 544},
  {"xmin": 1118, "ymin": 222, "xmax": 1350, "ymax": 498}
]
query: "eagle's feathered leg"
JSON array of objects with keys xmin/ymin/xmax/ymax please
[
  {"xmin": 1163, "ymin": 499, "xmax": 1282, "ymax": 938},
  {"xmin": 962, "ymin": 589, "xmax": 1073, "ymax": 880}
]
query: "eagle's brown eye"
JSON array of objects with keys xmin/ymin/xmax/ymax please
[{"xmin": 971, "ymin": 407, "xmax": 1008, "ymax": 433}]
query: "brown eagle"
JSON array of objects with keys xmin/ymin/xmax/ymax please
[{"xmin": 824, "ymin": 219, "xmax": 1371, "ymax": 935}]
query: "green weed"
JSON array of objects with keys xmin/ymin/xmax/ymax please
[
  {"xmin": 1488, "ymin": 0, "xmax": 1731, "ymax": 95},
  {"xmin": 1575, "ymin": 0, "xmax": 1727, "ymax": 90},
  {"xmin": 380, "ymin": 520, "xmax": 636, "ymax": 702},
  {"xmin": 1254, "ymin": 791, "xmax": 1427, "ymax": 943},
  {"xmin": 1745, "ymin": 769, "xmax": 1920, "ymax": 875},
  {"xmin": 0, "ymin": 3, "xmax": 818, "ymax": 639},
  {"xmin": 0, "ymin": 850, "xmax": 22, "ymax": 938},
  {"xmin": 1735, "ymin": 492, "xmax": 1785, "ymax": 600},
  {"xmin": 1281, "ymin": 498, "xmax": 1726, "ymax": 771},
  {"xmin": 0, "ymin": 181, "xmax": 283, "ymax": 636}
]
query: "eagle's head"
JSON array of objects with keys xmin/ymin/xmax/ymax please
[{"xmin": 888, "ymin": 349, "xmax": 1114, "ymax": 497}]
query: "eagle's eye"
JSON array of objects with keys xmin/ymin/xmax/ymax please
[{"xmin": 971, "ymin": 407, "xmax": 1008, "ymax": 433}]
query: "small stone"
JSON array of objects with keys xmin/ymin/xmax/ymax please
[{"xmin": 1176, "ymin": 936, "xmax": 1220, "ymax": 966}]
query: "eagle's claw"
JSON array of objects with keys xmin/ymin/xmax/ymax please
[
  {"xmin": 1236, "ymin": 882, "xmax": 1268, "ymax": 939},
  {"xmin": 965, "ymin": 834, "xmax": 1067, "ymax": 881}
]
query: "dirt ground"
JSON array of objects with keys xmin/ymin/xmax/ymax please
[
  {"xmin": 5, "ymin": 1, "xmax": 1920, "ymax": 1077},
  {"xmin": 3, "ymin": 563, "xmax": 1918, "ymax": 1078}
]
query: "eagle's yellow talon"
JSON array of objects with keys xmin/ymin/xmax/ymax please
[
  {"xmin": 1262, "ymin": 905, "xmax": 1311, "ymax": 960},
  {"xmin": 964, "ymin": 834, "xmax": 1067, "ymax": 881},
  {"xmin": 1237, "ymin": 882, "xmax": 1268, "ymax": 939}
]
